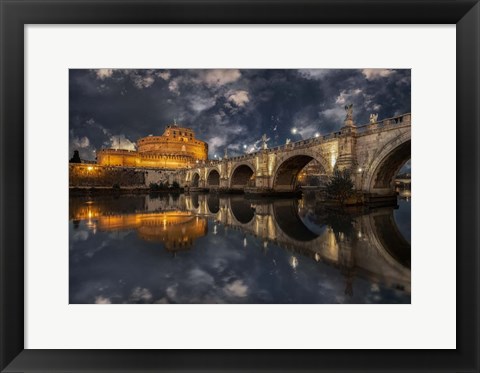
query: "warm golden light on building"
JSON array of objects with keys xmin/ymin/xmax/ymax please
[
  {"xmin": 97, "ymin": 123, "xmax": 208, "ymax": 169},
  {"xmin": 97, "ymin": 211, "xmax": 207, "ymax": 252},
  {"xmin": 71, "ymin": 201, "xmax": 208, "ymax": 252}
]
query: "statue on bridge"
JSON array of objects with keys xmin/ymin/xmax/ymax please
[
  {"xmin": 344, "ymin": 103, "xmax": 354, "ymax": 120},
  {"xmin": 369, "ymin": 113, "xmax": 379, "ymax": 123},
  {"xmin": 262, "ymin": 133, "xmax": 269, "ymax": 150}
]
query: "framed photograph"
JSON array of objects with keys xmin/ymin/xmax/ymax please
[{"xmin": 1, "ymin": 0, "xmax": 478, "ymax": 372}]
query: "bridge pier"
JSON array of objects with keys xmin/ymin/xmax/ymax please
[{"xmin": 363, "ymin": 192, "xmax": 398, "ymax": 206}]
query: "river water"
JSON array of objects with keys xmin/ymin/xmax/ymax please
[{"xmin": 69, "ymin": 192, "xmax": 411, "ymax": 304}]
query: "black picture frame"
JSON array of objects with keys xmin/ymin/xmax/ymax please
[{"xmin": 1, "ymin": 1, "xmax": 479, "ymax": 372}]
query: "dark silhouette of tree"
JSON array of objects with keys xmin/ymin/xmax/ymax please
[
  {"xmin": 326, "ymin": 169, "xmax": 354, "ymax": 205},
  {"xmin": 69, "ymin": 150, "xmax": 81, "ymax": 163}
]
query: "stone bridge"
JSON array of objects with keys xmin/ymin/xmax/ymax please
[
  {"xmin": 184, "ymin": 194, "xmax": 411, "ymax": 293},
  {"xmin": 172, "ymin": 113, "xmax": 411, "ymax": 197}
]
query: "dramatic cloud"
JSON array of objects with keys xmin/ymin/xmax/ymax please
[
  {"xmin": 298, "ymin": 69, "xmax": 331, "ymax": 80},
  {"xmin": 168, "ymin": 79, "xmax": 180, "ymax": 95},
  {"xmin": 72, "ymin": 136, "xmax": 90, "ymax": 148},
  {"xmin": 227, "ymin": 90, "xmax": 250, "ymax": 107},
  {"xmin": 129, "ymin": 71, "xmax": 156, "ymax": 89},
  {"xmin": 94, "ymin": 296, "xmax": 111, "ymax": 304},
  {"xmin": 198, "ymin": 69, "xmax": 241, "ymax": 87},
  {"xmin": 361, "ymin": 68, "xmax": 396, "ymax": 80},
  {"xmin": 108, "ymin": 135, "xmax": 136, "ymax": 151},
  {"xmin": 130, "ymin": 287, "xmax": 153, "ymax": 303},
  {"xmin": 132, "ymin": 75, "xmax": 155, "ymax": 89},
  {"xmin": 70, "ymin": 69, "xmax": 411, "ymax": 159},
  {"xmin": 96, "ymin": 69, "xmax": 113, "ymax": 80},
  {"xmin": 156, "ymin": 70, "xmax": 171, "ymax": 80},
  {"xmin": 335, "ymin": 88, "xmax": 363, "ymax": 105},
  {"xmin": 188, "ymin": 95, "xmax": 217, "ymax": 112},
  {"xmin": 208, "ymin": 136, "xmax": 227, "ymax": 155},
  {"xmin": 320, "ymin": 107, "xmax": 345, "ymax": 123},
  {"xmin": 224, "ymin": 279, "xmax": 248, "ymax": 297}
]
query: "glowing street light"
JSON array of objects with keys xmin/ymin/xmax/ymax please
[{"xmin": 315, "ymin": 132, "xmax": 320, "ymax": 138}]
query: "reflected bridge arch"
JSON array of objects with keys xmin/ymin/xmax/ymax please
[{"xmin": 229, "ymin": 196, "xmax": 255, "ymax": 225}]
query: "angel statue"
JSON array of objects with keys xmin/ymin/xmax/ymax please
[
  {"xmin": 261, "ymin": 133, "xmax": 269, "ymax": 149},
  {"xmin": 344, "ymin": 103, "xmax": 354, "ymax": 120},
  {"xmin": 369, "ymin": 113, "xmax": 379, "ymax": 123}
]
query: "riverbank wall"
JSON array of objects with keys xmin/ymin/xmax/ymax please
[{"xmin": 69, "ymin": 163, "xmax": 177, "ymax": 188}]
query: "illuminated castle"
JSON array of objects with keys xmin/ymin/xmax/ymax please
[{"xmin": 97, "ymin": 122, "xmax": 208, "ymax": 169}]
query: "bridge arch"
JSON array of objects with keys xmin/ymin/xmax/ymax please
[
  {"xmin": 363, "ymin": 131, "xmax": 411, "ymax": 194},
  {"xmin": 272, "ymin": 153, "xmax": 329, "ymax": 192},
  {"xmin": 230, "ymin": 163, "xmax": 255, "ymax": 189},
  {"xmin": 206, "ymin": 168, "xmax": 220, "ymax": 187},
  {"xmin": 190, "ymin": 172, "xmax": 200, "ymax": 187}
]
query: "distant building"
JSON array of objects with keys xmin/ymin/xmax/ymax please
[{"xmin": 97, "ymin": 123, "xmax": 208, "ymax": 169}]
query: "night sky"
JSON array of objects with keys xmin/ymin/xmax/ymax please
[{"xmin": 69, "ymin": 69, "xmax": 411, "ymax": 162}]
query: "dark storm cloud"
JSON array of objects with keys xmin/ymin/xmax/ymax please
[{"xmin": 69, "ymin": 68, "xmax": 411, "ymax": 160}]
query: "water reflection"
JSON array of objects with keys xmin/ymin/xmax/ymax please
[{"xmin": 70, "ymin": 193, "xmax": 411, "ymax": 304}]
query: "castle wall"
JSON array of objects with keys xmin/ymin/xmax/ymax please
[
  {"xmin": 97, "ymin": 149, "xmax": 139, "ymax": 167},
  {"xmin": 144, "ymin": 169, "xmax": 176, "ymax": 186}
]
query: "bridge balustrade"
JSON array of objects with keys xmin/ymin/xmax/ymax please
[
  {"xmin": 356, "ymin": 113, "xmax": 411, "ymax": 135},
  {"xmin": 182, "ymin": 113, "xmax": 410, "ymax": 172}
]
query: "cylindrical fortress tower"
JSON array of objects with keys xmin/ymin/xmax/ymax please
[{"xmin": 97, "ymin": 123, "xmax": 208, "ymax": 169}]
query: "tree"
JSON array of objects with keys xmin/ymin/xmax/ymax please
[
  {"xmin": 69, "ymin": 150, "xmax": 81, "ymax": 163},
  {"xmin": 326, "ymin": 169, "xmax": 354, "ymax": 205}
]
